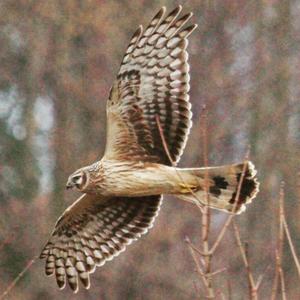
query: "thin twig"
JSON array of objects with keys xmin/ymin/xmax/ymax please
[
  {"xmin": 185, "ymin": 236, "xmax": 210, "ymax": 257},
  {"xmin": 209, "ymin": 215, "xmax": 234, "ymax": 255},
  {"xmin": 255, "ymin": 264, "xmax": 270, "ymax": 291},
  {"xmin": 271, "ymin": 253, "xmax": 280, "ymax": 300},
  {"xmin": 200, "ymin": 106, "xmax": 215, "ymax": 299},
  {"xmin": 0, "ymin": 256, "xmax": 38, "ymax": 300},
  {"xmin": 233, "ymin": 222, "xmax": 257, "ymax": 300},
  {"xmin": 185, "ymin": 236, "xmax": 211, "ymax": 291},
  {"xmin": 271, "ymin": 182, "xmax": 285, "ymax": 300},
  {"xmin": 155, "ymin": 115, "xmax": 176, "ymax": 167},
  {"xmin": 278, "ymin": 182, "xmax": 285, "ymax": 300},
  {"xmin": 277, "ymin": 253, "xmax": 287, "ymax": 300},
  {"xmin": 282, "ymin": 214, "xmax": 300, "ymax": 279},
  {"xmin": 209, "ymin": 267, "xmax": 227, "ymax": 277}
]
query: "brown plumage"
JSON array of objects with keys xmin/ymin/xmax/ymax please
[
  {"xmin": 40, "ymin": 6, "xmax": 259, "ymax": 292},
  {"xmin": 41, "ymin": 194, "xmax": 161, "ymax": 292}
]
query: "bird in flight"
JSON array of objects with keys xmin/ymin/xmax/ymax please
[{"xmin": 40, "ymin": 6, "xmax": 259, "ymax": 292}]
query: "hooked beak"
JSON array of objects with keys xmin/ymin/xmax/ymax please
[{"xmin": 66, "ymin": 180, "xmax": 74, "ymax": 190}]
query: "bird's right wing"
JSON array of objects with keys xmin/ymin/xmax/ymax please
[{"xmin": 40, "ymin": 194, "xmax": 162, "ymax": 292}]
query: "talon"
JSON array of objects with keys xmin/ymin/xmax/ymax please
[{"xmin": 179, "ymin": 183, "xmax": 197, "ymax": 193}]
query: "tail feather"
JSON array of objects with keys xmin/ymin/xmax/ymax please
[{"xmin": 177, "ymin": 161, "xmax": 259, "ymax": 214}]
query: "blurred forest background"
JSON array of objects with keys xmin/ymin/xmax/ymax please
[{"xmin": 0, "ymin": 0, "xmax": 300, "ymax": 299}]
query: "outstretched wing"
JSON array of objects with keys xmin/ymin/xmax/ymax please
[
  {"xmin": 40, "ymin": 194, "xmax": 162, "ymax": 292},
  {"xmin": 104, "ymin": 6, "xmax": 197, "ymax": 165}
]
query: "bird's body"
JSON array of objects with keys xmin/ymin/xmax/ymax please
[
  {"xmin": 41, "ymin": 6, "xmax": 259, "ymax": 293},
  {"xmin": 69, "ymin": 159, "xmax": 257, "ymax": 210},
  {"xmin": 95, "ymin": 160, "xmax": 184, "ymax": 197}
]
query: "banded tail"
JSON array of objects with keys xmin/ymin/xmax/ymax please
[{"xmin": 176, "ymin": 161, "xmax": 259, "ymax": 214}]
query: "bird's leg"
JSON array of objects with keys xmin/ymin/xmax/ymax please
[{"xmin": 179, "ymin": 183, "xmax": 198, "ymax": 194}]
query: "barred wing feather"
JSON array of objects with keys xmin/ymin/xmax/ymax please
[
  {"xmin": 40, "ymin": 194, "xmax": 162, "ymax": 292},
  {"xmin": 105, "ymin": 6, "xmax": 197, "ymax": 165}
]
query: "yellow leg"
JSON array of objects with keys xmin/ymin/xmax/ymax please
[{"xmin": 179, "ymin": 183, "xmax": 197, "ymax": 194}]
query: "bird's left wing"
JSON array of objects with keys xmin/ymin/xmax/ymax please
[
  {"xmin": 104, "ymin": 6, "xmax": 197, "ymax": 165},
  {"xmin": 40, "ymin": 194, "xmax": 162, "ymax": 292}
]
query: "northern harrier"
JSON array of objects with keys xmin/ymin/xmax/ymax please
[{"xmin": 40, "ymin": 6, "xmax": 259, "ymax": 292}]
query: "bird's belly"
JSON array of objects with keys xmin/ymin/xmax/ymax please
[{"xmin": 101, "ymin": 163, "xmax": 179, "ymax": 197}]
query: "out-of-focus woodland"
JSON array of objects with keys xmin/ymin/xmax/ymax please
[{"xmin": 0, "ymin": 0, "xmax": 300, "ymax": 299}]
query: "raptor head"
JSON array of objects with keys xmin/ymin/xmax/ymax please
[{"xmin": 66, "ymin": 169, "xmax": 89, "ymax": 191}]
